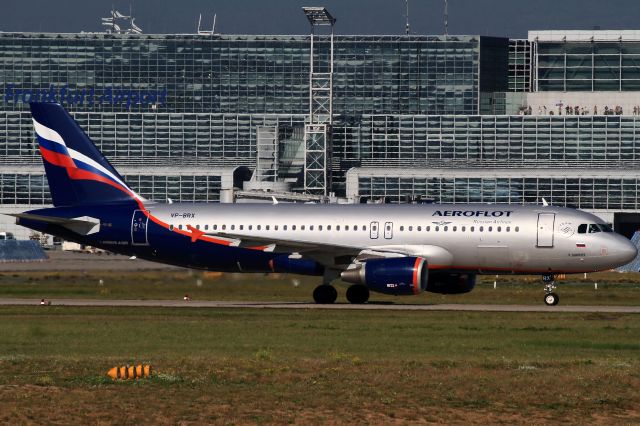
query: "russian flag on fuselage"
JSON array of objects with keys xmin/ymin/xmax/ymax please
[{"xmin": 30, "ymin": 103, "xmax": 142, "ymax": 207}]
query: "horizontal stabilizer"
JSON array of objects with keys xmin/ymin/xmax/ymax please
[{"xmin": 9, "ymin": 213, "xmax": 101, "ymax": 235}]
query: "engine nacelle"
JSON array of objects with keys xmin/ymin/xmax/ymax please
[
  {"xmin": 341, "ymin": 257, "xmax": 427, "ymax": 295},
  {"xmin": 426, "ymin": 272, "xmax": 476, "ymax": 294}
]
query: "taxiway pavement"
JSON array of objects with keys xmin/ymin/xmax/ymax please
[{"xmin": 0, "ymin": 298, "xmax": 638, "ymax": 313}]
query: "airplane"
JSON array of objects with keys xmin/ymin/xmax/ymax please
[{"xmin": 9, "ymin": 103, "xmax": 638, "ymax": 306}]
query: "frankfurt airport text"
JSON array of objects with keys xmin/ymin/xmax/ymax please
[{"xmin": 4, "ymin": 84, "xmax": 167, "ymax": 109}]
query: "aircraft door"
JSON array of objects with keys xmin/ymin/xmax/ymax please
[
  {"xmin": 131, "ymin": 210, "xmax": 149, "ymax": 246},
  {"xmin": 370, "ymin": 221, "xmax": 379, "ymax": 239},
  {"xmin": 384, "ymin": 222, "xmax": 393, "ymax": 239},
  {"xmin": 536, "ymin": 213, "xmax": 555, "ymax": 247}
]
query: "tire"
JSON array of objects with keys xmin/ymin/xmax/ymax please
[
  {"xmin": 544, "ymin": 292, "xmax": 559, "ymax": 306},
  {"xmin": 346, "ymin": 284, "xmax": 370, "ymax": 304},
  {"xmin": 313, "ymin": 285, "xmax": 337, "ymax": 304}
]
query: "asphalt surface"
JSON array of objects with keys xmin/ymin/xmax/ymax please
[{"xmin": 1, "ymin": 298, "xmax": 639, "ymax": 313}]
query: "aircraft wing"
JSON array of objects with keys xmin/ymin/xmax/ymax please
[
  {"xmin": 9, "ymin": 213, "xmax": 101, "ymax": 235},
  {"xmin": 206, "ymin": 231, "xmax": 364, "ymax": 255},
  {"xmin": 204, "ymin": 231, "xmax": 445, "ymax": 268}
]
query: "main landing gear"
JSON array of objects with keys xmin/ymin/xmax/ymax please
[
  {"xmin": 312, "ymin": 271, "xmax": 370, "ymax": 304},
  {"xmin": 542, "ymin": 273, "xmax": 559, "ymax": 306},
  {"xmin": 312, "ymin": 284, "xmax": 370, "ymax": 304}
]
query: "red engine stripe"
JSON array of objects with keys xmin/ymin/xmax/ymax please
[{"xmin": 412, "ymin": 257, "xmax": 423, "ymax": 294}]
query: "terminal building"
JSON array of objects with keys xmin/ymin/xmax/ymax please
[{"xmin": 1, "ymin": 8, "xmax": 640, "ymax": 238}]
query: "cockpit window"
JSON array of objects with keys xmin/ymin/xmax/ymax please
[
  {"xmin": 598, "ymin": 224, "xmax": 613, "ymax": 232},
  {"xmin": 578, "ymin": 223, "xmax": 613, "ymax": 234}
]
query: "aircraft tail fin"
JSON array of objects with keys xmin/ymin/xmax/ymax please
[{"xmin": 30, "ymin": 102, "xmax": 141, "ymax": 207}]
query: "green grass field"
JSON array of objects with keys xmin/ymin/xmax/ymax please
[
  {"xmin": 0, "ymin": 270, "xmax": 639, "ymax": 423},
  {"xmin": 0, "ymin": 307, "xmax": 639, "ymax": 423},
  {"xmin": 1, "ymin": 270, "xmax": 640, "ymax": 305}
]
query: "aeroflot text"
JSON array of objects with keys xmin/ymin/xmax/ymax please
[{"xmin": 432, "ymin": 210, "xmax": 513, "ymax": 217}]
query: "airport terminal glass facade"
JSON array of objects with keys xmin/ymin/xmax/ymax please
[
  {"xmin": 1, "ymin": 28, "xmax": 640, "ymax": 238},
  {"xmin": 533, "ymin": 31, "xmax": 640, "ymax": 91},
  {"xmin": 353, "ymin": 172, "xmax": 640, "ymax": 210}
]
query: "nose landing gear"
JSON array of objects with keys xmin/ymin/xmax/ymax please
[{"xmin": 542, "ymin": 273, "xmax": 559, "ymax": 306}]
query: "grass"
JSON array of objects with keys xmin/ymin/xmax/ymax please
[
  {"xmin": 0, "ymin": 270, "xmax": 640, "ymax": 305},
  {"xmin": 0, "ymin": 306, "xmax": 639, "ymax": 423}
]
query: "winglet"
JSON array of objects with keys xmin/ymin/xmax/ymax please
[
  {"xmin": 271, "ymin": 196, "xmax": 279, "ymax": 205},
  {"xmin": 541, "ymin": 198, "xmax": 549, "ymax": 206}
]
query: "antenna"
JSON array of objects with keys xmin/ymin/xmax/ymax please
[
  {"xmin": 404, "ymin": 0, "xmax": 410, "ymax": 35},
  {"xmin": 444, "ymin": 0, "xmax": 448, "ymax": 37},
  {"xmin": 197, "ymin": 13, "xmax": 217, "ymax": 35}
]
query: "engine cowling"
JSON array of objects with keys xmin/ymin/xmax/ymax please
[
  {"xmin": 426, "ymin": 272, "xmax": 476, "ymax": 294},
  {"xmin": 341, "ymin": 257, "xmax": 427, "ymax": 295}
]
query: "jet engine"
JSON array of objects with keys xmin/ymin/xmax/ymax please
[
  {"xmin": 341, "ymin": 257, "xmax": 427, "ymax": 295},
  {"xmin": 425, "ymin": 272, "xmax": 476, "ymax": 294}
]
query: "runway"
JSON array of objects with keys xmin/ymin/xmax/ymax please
[{"xmin": 0, "ymin": 298, "xmax": 639, "ymax": 313}]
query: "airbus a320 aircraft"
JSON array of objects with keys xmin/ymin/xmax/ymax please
[{"xmin": 10, "ymin": 103, "xmax": 638, "ymax": 306}]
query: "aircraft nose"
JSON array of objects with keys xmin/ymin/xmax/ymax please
[{"xmin": 616, "ymin": 237, "xmax": 638, "ymax": 265}]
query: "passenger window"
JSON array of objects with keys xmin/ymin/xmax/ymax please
[
  {"xmin": 178, "ymin": 225, "xmax": 183, "ymax": 230},
  {"xmin": 230, "ymin": 225, "xmax": 234, "ymax": 230},
  {"xmin": 222, "ymin": 225, "xmax": 226, "ymax": 230},
  {"xmin": 497, "ymin": 226, "xmax": 501, "ymax": 232},
  {"xmin": 515, "ymin": 226, "xmax": 520, "ymax": 232},
  {"xmin": 444, "ymin": 226, "xmax": 448, "ymax": 232},
  {"xmin": 170, "ymin": 224, "xmax": 174, "ymax": 231},
  {"xmin": 345, "ymin": 225, "xmax": 349, "ymax": 231},
  {"xmin": 249, "ymin": 225, "xmax": 253, "ymax": 230},
  {"xmin": 453, "ymin": 226, "xmax": 457, "ymax": 232},
  {"xmin": 292, "ymin": 225, "xmax": 296, "ymax": 231},
  {"xmin": 400, "ymin": 226, "xmax": 405, "ymax": 231},
  {"xmin": 205, "ymin": 224, "xmax": 209, "ymax": 231},
  {"xmin": 327, "ymin": 225, "xmax": 331, "ymax": 231},
  {"xmin": 310, "ymin": 225, "xmax": 314, "ymax": 231},
  {"xmin": 266, "ymin": 225, "xmax": 270, "ymax": 231},
  {"xmin": 426, "ymin": 226, "xmax": 430, "ymax": 232},
  {"xmin": 506, "ymin": 226, "xmax": 510, "ymax": 232},
  {"xmin": 435, "ymin": 226, "xmax": 440, "ymax": 232},
  {"xmin": 283, "ymin": 225, "xmax": 288, "ymax": 231},
  {"xmin": 275, "ymin": 225, "xmax": 279, "ymax": 231},
  {"xmin": 354, "ymin": 225, "xmax": 358, "ymax": 231},
  {"xmin": 479, "ymin": 226, "xmax": 484, "ymax": 232},
  {"xmin": 488, "ymin": 226, "xmax": 492, "ymax": 232},
  {"xmin": 362, "ymin": 225, "xmax": 366, "ymax": 231},
  {"xmin": 213, "ymin": 224, "xmax": 218, "ymax": 230},
  {"xmin": 461, "ymin": 226, "xmax": 465, "ymax": 232},
  {"xmin": 301, "ymin": 225, "xmax": 305, "ymax": 231},
  {"xmin": 319, "ymin": 225, "xmax": 323, "ymax": 231},
  {"xmin": 239, "ymin": 225, "xmax": 243, "ymax": 230},
  {"xmin": 196, "ymin": 224, "xmax": 201, "ymax": 230},
  {"xmin": 417, "ymin": 226, "xmax": 421, "ymax": 231},
  {"xmin": 470, "ymin": 226, "xmax": 474, "ymax": 232}
]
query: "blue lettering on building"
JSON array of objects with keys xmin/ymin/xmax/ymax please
[{"xmin": 3, "ymin": 84, "xmax": 167, "ymax": 109}]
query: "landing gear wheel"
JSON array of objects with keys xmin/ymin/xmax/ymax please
[
  {"xmin": 313, "ymin": 285, "xmax": 337, "ymax": 304},
  {"xmin": 346, "ymin": 285, "xmax": 370, "ymax": 304},
  {"xmin": 544, "ymin": 292, "xmax": 559, "ymax": 306}
]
